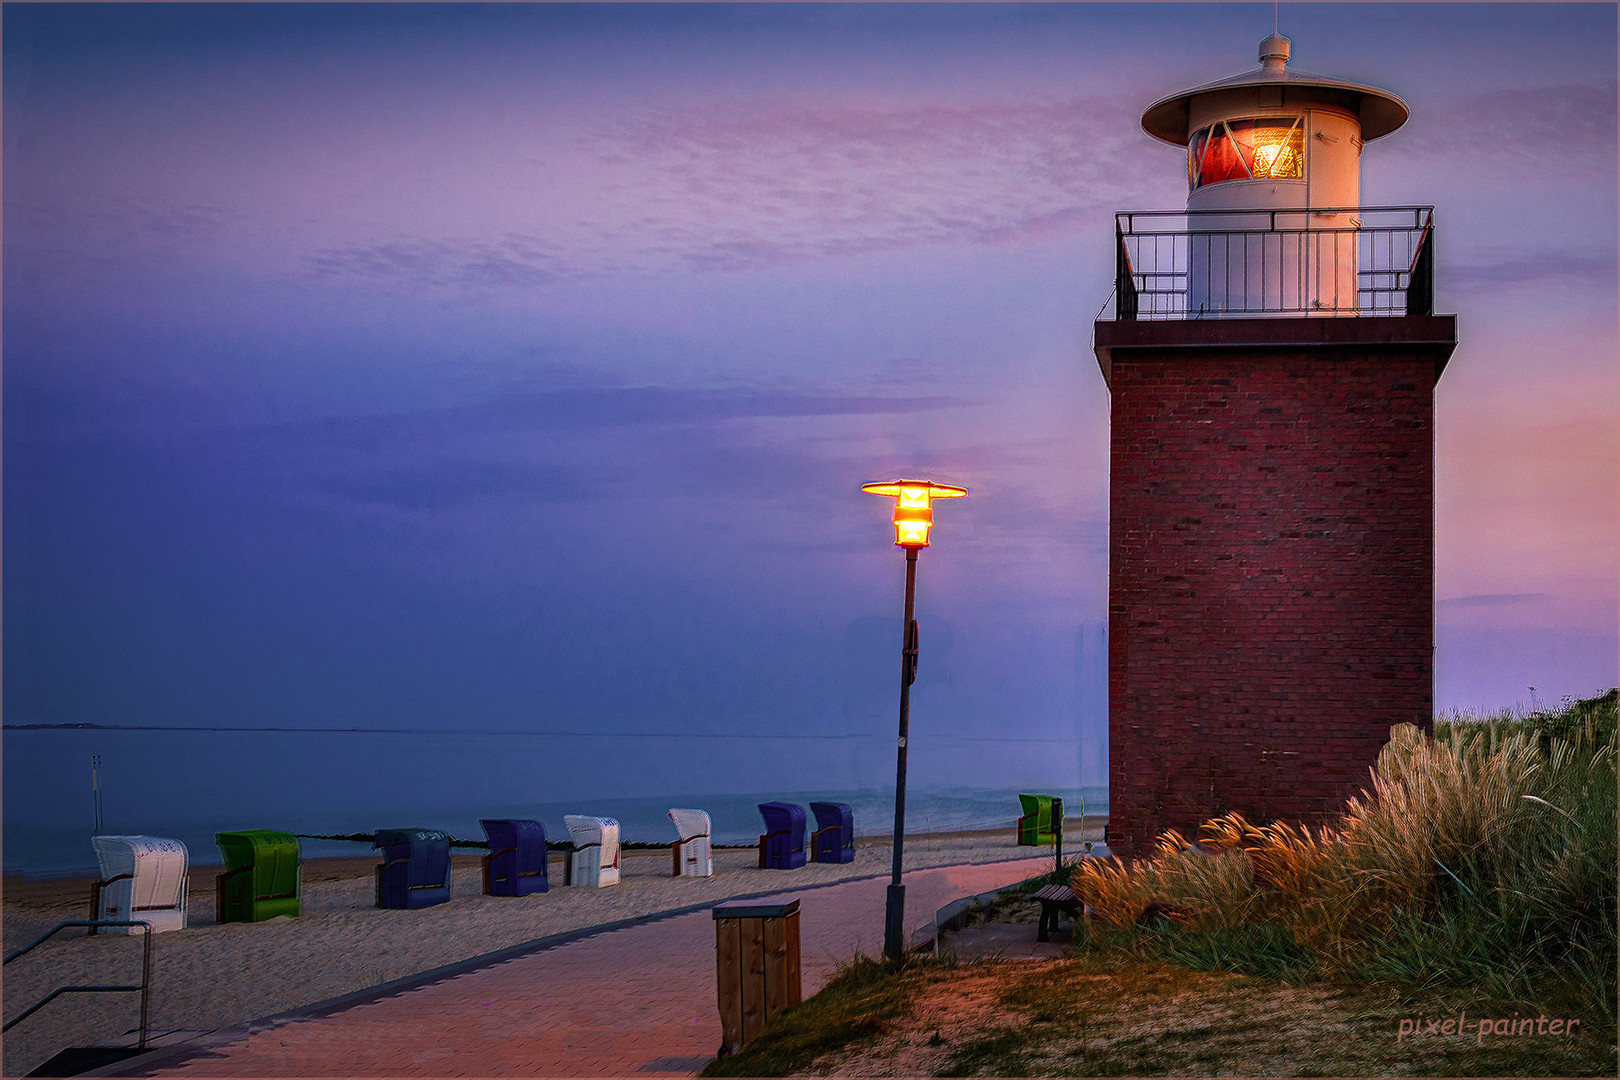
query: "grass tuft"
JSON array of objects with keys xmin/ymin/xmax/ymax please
[
  {"xmin": 1147, "ymin": 922, "xmax": 1319, "ymax": 982},
  {"xmin": 1072, "ymin": 689, "xmax": 1618, "ymax": 1005}
]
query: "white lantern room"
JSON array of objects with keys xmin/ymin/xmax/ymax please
[{"xmin": 1140, "ymin": 35, "xmax": 1408, "ymax": 316}]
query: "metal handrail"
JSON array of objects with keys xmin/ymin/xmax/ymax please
[
  {"xmin": 1114, "ymin": 205, "xmax": 1432, "ymax": 230},
  {"xmin": 3, "ymin": 920, "xmax": 153, "ymax": 1049},
  {"xmin": 1107, "ymin": 205, "xmax": 1436, "ymax": 320}
]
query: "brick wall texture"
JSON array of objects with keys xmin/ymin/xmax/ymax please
[{"xmin": 1107, "ymin": 346, "xmax": 1438, "ymax": 859}]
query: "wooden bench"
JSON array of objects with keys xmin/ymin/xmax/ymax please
[{"xmin": 1033, "ymin": 884, "xmax": 1080, "ymax": 941}]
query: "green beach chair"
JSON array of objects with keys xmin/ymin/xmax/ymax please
[
  {"xmin": 214, "ymin": 829, "xmax": 301, "ymax": 922},
  {"xmin": 1017, "ymin": 793, "xmax": 1062, "ymax": 846}
]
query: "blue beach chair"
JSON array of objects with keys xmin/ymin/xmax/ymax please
[
  {"xmin": 809, "ymin": 801, "xmax": 855, "ymax": 864},
  {"xmin": 480, "ymin": 819, "xmax": 549, "ymax": 897},
  {"xmin": 756, "ymin": 802, "xmax": 807, "ymax": 869},
  {"xmin": 373, "ymin": 828, "xmax": 453, "ymax": 909}
]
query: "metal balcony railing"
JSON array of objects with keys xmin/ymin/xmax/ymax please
[{"xmin": 1110, "ymin": 205, "xmax": 1435, "ymax": 320}]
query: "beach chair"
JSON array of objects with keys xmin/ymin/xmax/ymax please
[
  {"xmin": 214, "ymin": 829, "xmax": 301, "ymax": 922},
  {"xmin": 89, "ymin": 835, "xmax": 189, "ymax": 935},
  {"xmin": 756, "ymin": 802, "xmax": 807, "ymax": 869},
  {"xmin": 373, "ymin": 828, "xmax": 453, "ymax": 909},
  {"xmin": 1017, "ymin": 793, "xmax": 1062, "ymax": 846},
  {"xmin": 563, "ymin": 815, "xmax": 621, "ymax": 887},
  {"xmin": 479, "ymin": 818, "xmax": 549, "ymax": 896},
  {"xmin": 668, "ymin": 808, "xmax": 713, "ymax": 877},
  {"xmin": 809, "ymin": 801, "xmax": 855, "ymax": 864}
]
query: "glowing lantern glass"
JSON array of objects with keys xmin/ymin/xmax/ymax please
[
  {"xmin": 1188, "ymin": 117, "xmax": 1304, "ymax": 190},
  {"xmin": 861, "ymin": 479, "xmax": 968, "ymax": 548}
]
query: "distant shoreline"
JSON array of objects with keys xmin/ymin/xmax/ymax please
[
  {"xmin": 4, "ymin": 722, "xmax": 690, "ymax": 733},
  {"xmin": 6, "ymin": 722, "xmax": 422, "ymax": 731},
  {"xmin": 3, "ymin": 723, "xmax": 938, "ymax": 739}
]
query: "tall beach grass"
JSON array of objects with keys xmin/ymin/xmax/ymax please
[{"xmin": 1073, "ymin": 689, "xmax": 1618, "ymax": 1005}]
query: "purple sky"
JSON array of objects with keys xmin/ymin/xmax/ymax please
[{"xmin": 5, "ymin": 4, "xmax": 1616, "ymax": 787}]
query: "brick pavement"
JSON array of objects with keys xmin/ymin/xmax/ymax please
[{"xmin": 105, "ymin": 858, "xmax": 1051, "ymax": 1077}]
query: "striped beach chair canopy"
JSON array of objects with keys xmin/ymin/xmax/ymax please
[
  {"xmin": 91, "ymin": 834, "xmax": 189, "ymax": 934},
  {"xmin": 667, "ymin": 808, "xmax": 713, "ymax": 877},
  {"xmin": 563, "ymin": 815, "xmax": 621, "ymax": 888}
]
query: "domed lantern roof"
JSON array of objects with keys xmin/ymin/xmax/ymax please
[{"xmin": 1140, "ymin": 34, "xmax": 1409, "ymax": 146}]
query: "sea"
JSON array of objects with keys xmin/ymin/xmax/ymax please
[{"xmin": 2, "ymin": 727, "xmax": 1106, "ymax": 878}]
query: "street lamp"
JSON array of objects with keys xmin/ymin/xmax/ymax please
[{"xmin": 861, "ymin": 477, "xmax": 966, "ymax": 960}]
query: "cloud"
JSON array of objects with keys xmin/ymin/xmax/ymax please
[
  {"xmin": 1438, "ymin": 593, "xmax": 1551, "ymax": 609},
  {"xmin": 300, "ymin": 93, "xmax": 1161, "ymax": 290},
  {"xmin": 307, "ymin": 235, "xmax": 576, "ymax": 289},
  {"xmin": 80, "ymin": 380, "xmax": 973, "ymax": 519},
  {"xmin": 139, "ymin": 203, "xmax": 232, "ymax": 242},
  {"xmin": 579, "ymin": 94, "xmax": 1158, "ymax": 262},
  {"xmin": 1447, "ymin": 246, "xmax": 1617, "ymax": 294},
  {"xmin": 319, "ymin": 458, "xmax": 599, "ymax": 511},
  {"xmin": 272, "ymin": 384, "xmax": 967, "ymax": 451},
  {"xmin": 1401, "ymin": 83, "xmax": 1618, "ymax": 177},
  {"xmin": 1, "ymin": 197, "xmax": 235, "ymax": 281},
  {"xmin": 5, "ymin": 374, "xmax": 986, "ymax": 540}
]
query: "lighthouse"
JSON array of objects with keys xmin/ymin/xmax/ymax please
[{"xmin": 1094, "ymin": 35, "xmax": 1457, "ymax": 858}]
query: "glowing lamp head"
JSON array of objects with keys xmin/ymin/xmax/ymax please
[{"xmin": 861, "ymin": 478, "xmax": 967, "ymax": 548}]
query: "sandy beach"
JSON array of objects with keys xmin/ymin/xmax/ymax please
[{"xmin": 1, "ymin": 827, "xmax": 1089, "ymax": 1076}]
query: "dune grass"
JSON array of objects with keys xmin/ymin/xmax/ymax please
[{"xmin": 1072, "ymin": 688, "xmax": 1618, "ymax": 1009}]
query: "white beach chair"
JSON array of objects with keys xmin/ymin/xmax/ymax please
[
  {"xmin": 562, "ymin": 815, "xmax": 621, "ymax": 887},
  {"xmin": 667, "ymin": 808, "xmax": 713, "ymax": 877},
  {"xmin": 90, "ymin": 835, "xmax": 189, "ymax": 934}
]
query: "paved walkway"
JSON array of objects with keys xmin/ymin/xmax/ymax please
[{"xmin": 103, "ymin": 858, "xmax": 1052, "ymax": 1077}]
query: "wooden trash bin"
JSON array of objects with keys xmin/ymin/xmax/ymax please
[{"xmin": 713, "ymin": 897, "xmax": 802, "ymax": 1055}]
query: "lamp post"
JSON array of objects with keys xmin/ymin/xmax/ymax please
[{"xmin": 861, "ymin": 478, "xmax": 966, "ymax": 961}]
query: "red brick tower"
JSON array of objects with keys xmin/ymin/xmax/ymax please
[{"xmin": 1095, "ymin": 36, "xmax": 1457, "ymax": 858}]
